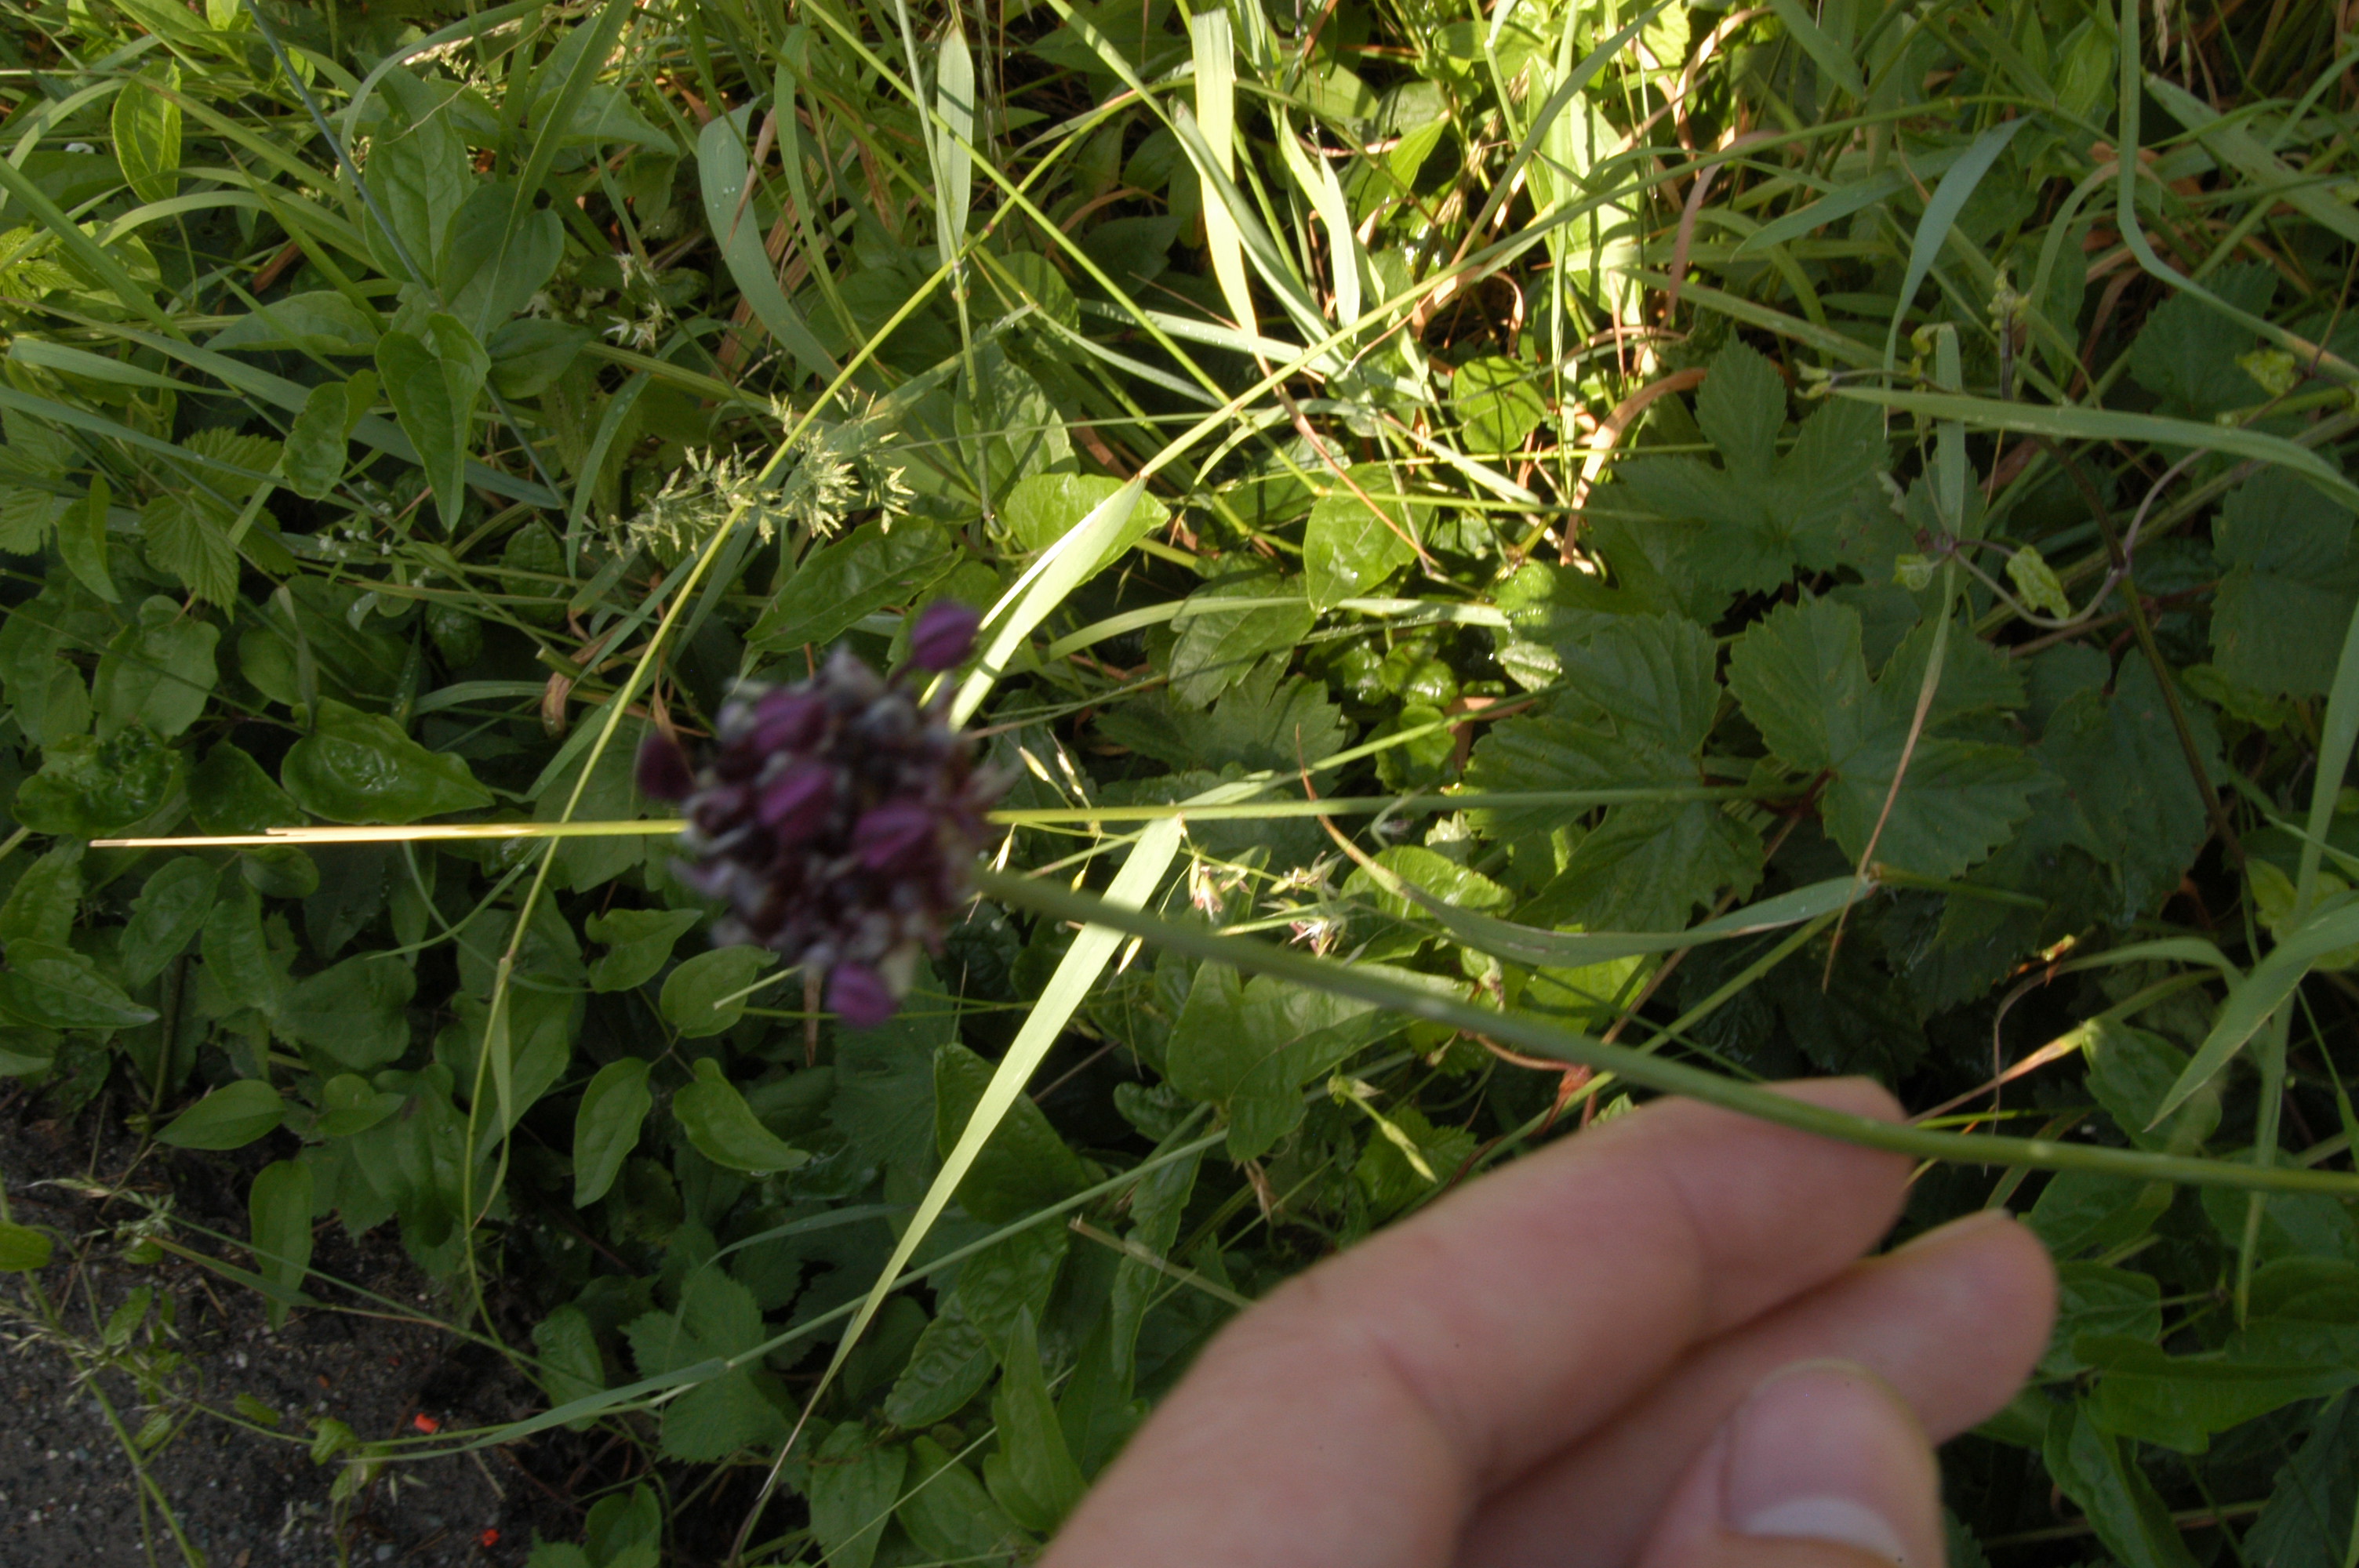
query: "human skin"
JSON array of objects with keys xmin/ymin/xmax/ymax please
[{"xmin": 1040, "ymin": 1078, "xmax": 2057, "ymax": 1568}]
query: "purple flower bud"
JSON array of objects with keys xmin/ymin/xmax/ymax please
[
  {"xmin": 827, "ymin": 963, "xmax": 898, "ymax": 1027},
  {"xmin": 909, "ymin": 599, "xmax": 981, "ymax": 672},
  {"xmin": 757, "ymin": 764, "xmax": 836, "ymax": 842},
  {"xmin": 751, "ymin": 689, "xmax": 828, "ymax": 754},
  {"xmin": 635, "ymin": 732, "xmax": 696, "ymax": 801},
  {"xmin": 853, "ymin": 801, "xmax": 936, "ymax": 871}
]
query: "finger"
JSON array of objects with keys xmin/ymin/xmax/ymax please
[
  {"xmin": 1041, "ymin": 1080, "xmax": 1915, "ymax": 1568},
  {"xmin": 1460, "ymin": 1210, "xmax": 2054, "ymax": 1568},
  {"xmin": 1634, "ymin": 1361, "xmax": 1945, "ymax": 1568}
]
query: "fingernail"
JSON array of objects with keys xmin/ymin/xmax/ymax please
[
  {"xmin": 1721, "ymin": 1360, "xmax": 1936, "ymax": 1566},
  {"xmin": 1892, "ymin": 1207, "xmax": 2016, "ymax": 1256}
]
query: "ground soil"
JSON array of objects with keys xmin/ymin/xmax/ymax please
[{"xmin": 0, "ymin": 1090, "xmax": 594, "ymax": 1567}]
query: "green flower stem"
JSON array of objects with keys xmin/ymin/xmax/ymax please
[{"xmin": 975, "ymin": 868, "xmax": 2359, "ymax": 1198}]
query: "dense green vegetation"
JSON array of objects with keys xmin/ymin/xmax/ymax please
[{"xmin": 3, "ymin": 0, "xmax": 2359, "ymax": 1559}]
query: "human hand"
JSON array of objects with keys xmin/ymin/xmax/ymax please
[{"xmin": 1041, "ymin": 1079, "xmax": 2055, "ymax": 1568}]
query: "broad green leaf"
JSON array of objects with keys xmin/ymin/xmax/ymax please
[
  {"xmin": 248, "ymin": 1159, "xmax": 312, "ymax": 1330},
  {"xmin": 209, "ymin": 292, "xmax": 380, "ymax": 356},
  {"xmin": 119, "ymin": 858, "xmax": 216, "ymax": 988},
  {"xmin": 658, "ymin": 946, "xmax": 772, "ymax": 1037},
  {"xmin": 362, "ymin": 69, "xmax": 470, "ymax": 278},
  {"xmin": 375, "ymin": 317, "xmax": 487, "ymax": 530},
  {"xmin": 315, "ymin": 1073, "xmax": 403, "ymax": 1138},
  {"xmin": 2043, "ymin": 1403, "xmax": 2201, "ymax": 1568},
  {"xmin": 900, "ymin": 1436, "xmax": 1026, "ymax": 1563},
  {"xmin": 202, "ymin": 880, "xmax": 285, "ymax": 1017},
  {"xmin": 140, "ymin": 493, "xmax": 238, "ymax": 606},
  {"xmin": 1001, "ymin": 474, "xmax": 1169, "ymax": 578},
  {"xmin": 674, "ymin": 1058, "xmax": 808, "ymax": 1174},
  {"xmin": 111, "ymin": 65, "xmax": 182, "ymax": 205},
  {"xmin": 486, "ymin": 318, "xmax": 589, "ymax": 399},
  {"xmin": 281, "ymin": 699, "xmax": 493, "ymax": 824},
  {"xmin": 2082, "ymin": 1334, "xmax": 2355, "ymax": 1454},
  {"xmin": 0, "ymin": 941, "xmax": 157, "ymax": 1031},
  {"xmin": 2243, "ymin": 1393, "xmax": 2359, "ymax": 1566},
  {"xmin": 281, "ymin": 953, "xmax": 415, "ymax": 1071},
  {"xmin": 885, "ymin": 1222, "xmax": 1066, "ymax": 1427},
  {"xmin": 2085, "ymin": 1022, "xmax": 2218, "ymax": 1155},
  {"xmin": 281, "ymin": 379, "xmax": 353, "ymax": 499},
  {"xmin": 191, "ymin": 741, "xmax": 302, "ymax": 835},
  {"xmin": 586, "ymin": 908, "xmax": 702, "ymax": 993},
  {"xmin": 1452, "ymin": 358, "xmax": 1546, "ymax": 456},
  {"xmin": 935, "ymin": 1041, "xmax": 1091, "ymax": 1221},
  {"xmin": 158, "ymin": 1079, "xmax": 285, "ymax": 1149},
  {"xmin": 572, "ymin": 1058, "xmax": 652, "ymax": 1205},
  {"xmin": 1166, "ymin": 966, "xmax": 1400, "ymax": 1160},
  {"xmin": 56, "ymin": 476, "xmax": 114, "ymax": 602},
  {"xmin": 982, "ymin": 1308, "xmax": 1086, "ymax": 1535},
  {"xmin": 2027, "ymin": 1170, "xmax": 2172, "ymax": 1258},
  {"xmin": 11, "ymin": 725, "xmax": 183, "ymax": 837},
  {"xmin": 0, "ymin": 1221, "xmax": 52, "ymax": 1272},
  {"xmin": 582, "ymin": 1483, "xmax": 660, "ymax": 1568},
  {"xmin": 437, "ymin": 182, "xmax": 565, "ymax": 338},
  {"xmin": 747, "ymin": 521, "xmax": 958, "ymax": 654},
  {"xmin": 2041, "ymin": 1264, "xmax": 2163, "ymax": 1378},
  {"xmin": 0, "ymin": 840, "xmax": 81, "ymax": 950},
  {"xmin": 809, "ymin": 1422, "xmax": 907, "ymax": 1568},
  {"xmin": 932, "ymin": 13, "xmax": 975, "ymax": 262},
  {"xmin": 622, "ymin": 1265, "xmax": 787, "ymax": 1461},
  {"xmin": 93, "ymin": 597, "xmax": 217, "ymax": 741},
  {"xmin": 1304, "ymin": 464, "xmax": 1418, "ymax": 611},
  {"xmin": 0, "ymin": 1028, "xmax": 60, "ymax": 1076}
]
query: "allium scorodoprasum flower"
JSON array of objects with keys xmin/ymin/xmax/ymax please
[{"xmin": 636, "ymin": 599, "xmax": 1004, "ymax": 1027}]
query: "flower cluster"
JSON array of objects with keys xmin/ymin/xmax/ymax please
[{"xmin": 637, "ymin": 600, "xmax": 1006, "ymax": 1027}]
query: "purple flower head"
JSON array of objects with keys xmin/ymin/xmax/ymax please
[
  {"xmin": 853, "ymin": 800, "xmax": 936, "ymax": 872},
  {"xmin": 827, "ymin": 963, "xmax": 898, "ymax": 1029},
  {"xmin": 635, "ymin": 732, "xmax": 695, "ymax": 801},
  {"xmin": 750, "ymin": 688, "xmax": 829, "ymax": 754},
  {"xmin": 909, "ymin": 598, "xmax": 982, "ymax": 673},
  {"xmin": 757, "ymin": 763, "xmax": 836, "ymax": 844},
  {"xmin": 661, "ymin": 637, "xmax": 1011, "ymax": 1028}
]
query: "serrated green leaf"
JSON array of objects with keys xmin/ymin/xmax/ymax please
[
  {"xmin": 623, "ymin": 1266, "xmax": 787, "ymax": 1461},
  {"xmin": 530, "ymin": 1305, "xmax": 607, "ymax": 1429},
  {"xmin": 1452, "ymin": 358, "xmax": 1547, "ymax": 456},
  {"xmin": 140, "ymin": 493, "xmax": 238, "ymax": 606},
  {"xmin": 2211, "ymin": 465, "xmax": 2359, "ymax": 700},
  {"xmin": 1166, "ymin": 966, "xmax": 1401, "ymax": 1160}
]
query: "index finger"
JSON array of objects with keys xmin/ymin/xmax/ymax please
[{"xmin": 1042, "ymin": 1079, "xmax": 1913, "ymax": 1568}]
